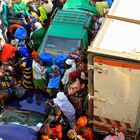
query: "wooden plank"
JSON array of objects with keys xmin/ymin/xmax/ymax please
[
  {"xmin": 107, "ymin": 15, "xmax": 140, "ymax": 25},
  {"xmin": 88, "ymin": 52, "xmax": 94, "ymax": 120}
]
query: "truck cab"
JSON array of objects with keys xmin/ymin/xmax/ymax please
[{"xmin": 38, "ymin": 0, "xmax": 98, "ymax": 55}]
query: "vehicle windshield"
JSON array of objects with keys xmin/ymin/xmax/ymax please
[
  {"xmin": 39, "ymin": 36, "xmax": 83, "ymax": 54},
  {"xmin": 0, "ymin": 109, "xmax": 45, "ymax": 128}
]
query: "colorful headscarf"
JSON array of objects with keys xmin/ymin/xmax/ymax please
[
  {"xmin": 77, "ymin": 116, "xmax": 88, "ymax": 127},
  {"xmin": 18, "ymin": 47, "xmax": 29, "ymax": 57},
  {"xmin": 69, "ymin": 71, "xmax": 79, "ymax": 80},
  {"xmin": 31, "ymin": 50, "xmax": 38, "ymax": 59}
]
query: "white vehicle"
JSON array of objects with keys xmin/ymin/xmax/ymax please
[{"xmin": 88, "ymin": 0, "xmax": 140, "ymax": 139}]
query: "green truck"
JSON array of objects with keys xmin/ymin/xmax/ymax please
[{"xmin": 38, "ymin": 0, "xmax": 99, "ymax": 55}]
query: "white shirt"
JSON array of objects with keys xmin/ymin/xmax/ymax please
[
  {"xmin": 61, "ymin": 67, "xmax": 74, "ymax": 85},
  {"xmin": 61, "ymin": 62, "xmax": 76, "ymax": 85},
  {"xmin": 32, "ymin": 60, "xmax": 47, "ymax": 80}
]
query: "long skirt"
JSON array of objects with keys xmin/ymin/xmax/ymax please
[{"xmin": 33, "ymin": 78, "xmax": 47, "ymax": 92}]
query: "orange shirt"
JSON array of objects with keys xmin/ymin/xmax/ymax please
[{"xmin": 0, "ymin": 43, "xmax": 17, "ymax": 62}]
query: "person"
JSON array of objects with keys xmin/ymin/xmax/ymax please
[
  {"xmin": 0, "ymin": 0, "xmax": 8, "ymax": 39},
  {"xmin": 8, "ymin": 57, "xmax": 22, "ymax": 81},
  {"xmin": 40, "ymin": 122, "xmax": 62, "ymax": 140},
  {"xmin": 65, "ymin": 71, "xmax": 84, "ymax": 118},
  {"xmin": 18, "ymin": 46, "xmax": 33, "ymax": 89},
  {"xmin": 0, "ymin": 29, "xmax": 5, "ymax": 51},
  {"xmin": 40, "ymin": 123, "xmax": 53, "ymax": 140},
  {"xmin": 13, "ymin": 0, "xmax": 30, "ymax": 24},
  {"xmin": 38, "ymin": 1, "xmax": 48, "ymax": 23},
  {"xmin": 0, "ymin": 40, "xmax": 17, "ymax": 63},
  {"xmin": 8, "ymin": 23, "xmax": 23, "ymax": 40},
  {"xmin": 73, "ymin": 116, "xmax": 96, "ymax": 140},
  {"xmin": 103, "ymin": 124, "xmax": 125, "ymax": 140},
  {"xmin": 27, "ymin": 0, "xmax": 50, "ymax": 23},
  {"xmin": 77, "ymin": 59, "xmax": 88, "ymax": 115},
  {"xmin": 51, "ymin": 124, "xmax": 63, "ymax": 140},
  {"xmin": 66, "ymin": 71, "xmax": 81, "ymax": 96},
  {"xmin": 52, "ymin": 91, "xmax": 76, "ymax": 127},
  {"xmin": 47, "ymin": 65, "xmax": 61, "ymax": 96},
  {"xmin": 67, "ymin": 129, "xmax": 85, "ymax": 140},
  {"xmin": 13, "ymin": 26, "xmax": 27, "ymax": 41},
  {"xmin": 45, "ymin": 105, "xmax": 63, "ymax": 125},
  {"xmin": 61, "ymin": 58, "xmax": 76, "ymax": 87},
  {"xmin": 31, "ymin": 50, "xmax": 47, "ymax": 91},
  {"xmin": 26, "ymin": 1, "xmax": 40, "ymax": 21},
  {"xmin": 30, "ymin": 22, "xmax": 46, "ymax": 50},
  {"xmin": 38, "ymin": 0, "xmax": 50, "ymax": 22}
]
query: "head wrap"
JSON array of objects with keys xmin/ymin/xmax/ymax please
[
  {"xmin": 56, "ymin": 92, "xmax": 67, "ymax": 101},
  {"xmin": 77, "ymin": 116, "xmax": 88, "ymax": 127},
  {"xmin": 40, "ymin": 53, "xmax": 53, "ymax": 66},
  {"xmin": 34, "ymin": 22, "xmax": 42, "ymax": 30},
  {"xmin": 14, "ymin": 27, "xmax": 27, "ymax": 40},
  {"xmin": 65, "ymin": 59, "xmax": 73, "ymax": 65},
  {"xmin": 69, "ymin": 71, "xmax": 79, "ymax": 80},
  {"xmin": 31, "ymin": 50, "xmax": 38, "ymax": 59},
  {"xmin": 53, "ymin": 92, "xmax": 68, "ymax": 106},
  {"xmin": 18, "ymin": 47, "xmax": 29, "ymax": 57}
]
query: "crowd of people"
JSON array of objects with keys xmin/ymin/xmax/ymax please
[{"xmin": 0, "ymin": 0, "xmax": 126, "ymax": 139}]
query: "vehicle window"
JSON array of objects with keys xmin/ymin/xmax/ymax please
[
  {"xmin": 0, "ymin": 109, "xmax": 45, "ymax": 127},
  {"xmin": 39, "ymin": 36, "xmax": 83, "ymax": 54}
]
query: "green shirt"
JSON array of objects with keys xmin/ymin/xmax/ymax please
[
  {"xmin": 32, "ymin": 27, "xmax": 46, "ymax": 50},
  {"xmin": 13, "ymin": 1, "xmax": 29, "ymax": 16}
]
